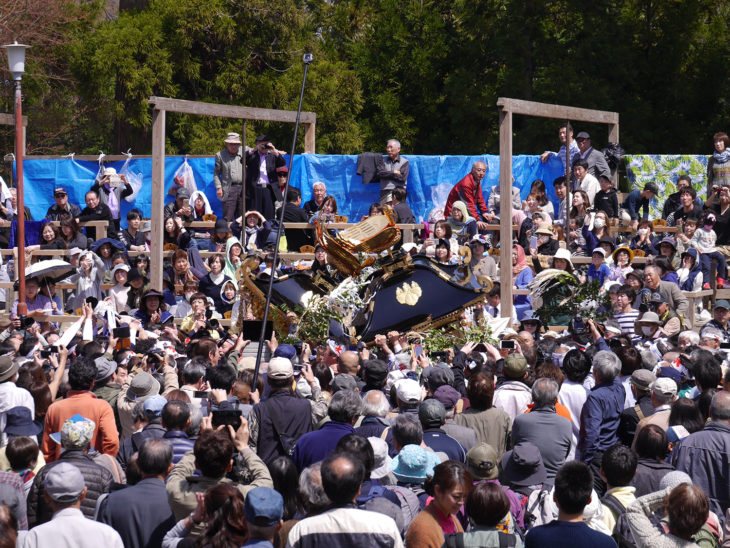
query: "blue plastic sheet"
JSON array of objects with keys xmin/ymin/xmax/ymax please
[{"xmin": 15, "ymin": 154, "xmax": 566, "ymax": 226}]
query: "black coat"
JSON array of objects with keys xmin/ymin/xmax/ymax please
[
  {"xmin": 283, "ymin": 202, "xmax": 313, "ymax": 251},
  {"xmin": 617, "ymin": 394, "xmax": 655, "ymax": 447},
  {"xmin": 251, "ymin": 390, "xmax": 312, "ymax": 465},
  {"xmin": 27, "ymin": 450, "xmax": 113, "ymax": 526},
  {"xmin": 245, "ymin": 151, "xmax": 285, "ymax": 206},
  {"xmin": 98, "ymin": 477, "xmax": 177, "ymax": 548},
  {"xmin": 630, "ymin": 458, "xmax": 675, "ymax": 497}
]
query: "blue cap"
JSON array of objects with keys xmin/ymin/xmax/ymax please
[
  {"xmin": 244, "ymin": 486, "xmax": 283, "ymax": 526},
  {"xmin": 658, "ymin": 366, "xmax": 682, "ymax": 384},
  {"xmin": 273, "ymin": 344, "xmax": 297, "ymax": 361},
  {"xmin": 143, "ymin": 395, "xmax": 167, "ymax": 418}
]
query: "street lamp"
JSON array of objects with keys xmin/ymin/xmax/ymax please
[{"xmin": 2, "ymin": 41, "xmax": 30, "ymax": 317}]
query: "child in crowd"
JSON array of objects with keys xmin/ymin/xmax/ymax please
[
  {"xmin": 609, "ymin": 247, "xmax": 633, "ymax": 284},
  {"xmin": 568, "ymin": 216, "xmax": 587, "ymax": 256},
  {"xmin": 690, "ymin": 211, "xmax": 727, "ymax": 289},
  {"xmin": 593, "ymin": 175, "xmax": 619, "ymax": 221},
  {"xmin": 676, "ymin": 215, "xmax": 698, "ymax": 256},
  {"xmin": 585, "ymin": 248, "xmax": 610, "ymax": 286},
  {"xmin": 219, "ymin": 280, "xmax": 238, "ymax": 319},
  {"xmin": 630, "ymin": 219, "xmax": 658, "ymax": 256},
  {"xmin": 677, "ymin": 248, "xmax": 703, "ymax": 291},
  {"xmin": 108, "ymin": 263, "xmax": 130, "ymax": 314}
]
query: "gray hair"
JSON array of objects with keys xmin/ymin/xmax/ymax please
[
  {"xmin": 137, "ymin": 439, "xmax": 173, "ymax": 475},
  {"xmin": 644, "ymin": 265, "xmax": 660, "ymax": 276},
  {"xmin": 532, "ymin": 378, "xmax": 559, "ymax": 408},
  {"xmin": 312, "ymin": 181, "xmax": 326, "ymax": 191},
  {"xmin": 187, "ymin": 405, "xmax": 203, "ymax": 437},
  {"xmin": 593, "ymin": 350, "xmax": 621, "ymax": 382},
  {"xmin": 182, "ymin": 360, "xmax": 207, "ymax": 384},
  {"xmin": 678, "ymin": 331, "xmax": 700, "ymax": 346},
  {"xmin": 710, "ymin": 391, "xmax": 730, "ymax": 422},
  {"xmin": 327, "ymin": 390, "xmax": 363, "ymax": 423},
  {"xmin": 387, "ymin": 139, "xmax": 401, "ymax": 149},
  {"xmin": 391, "ymin": 413, "xmax": 423, "ymax": 447},
  {"xmin": 132, "ymin": 400, "xmax": 147, "ymax": 423},
  {"xmin": 362, "ymin": 390, "xmax": 390, "ymax": 418},
  {"xmin": 298, "ymin": 462, "xmax": 331, "ymax": 514}
]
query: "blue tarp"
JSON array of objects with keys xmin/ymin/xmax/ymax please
[{"xmin": 15, "ymin": 154, "xmax": 567, "ymax": 226}]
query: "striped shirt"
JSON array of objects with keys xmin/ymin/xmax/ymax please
[{"xmin": 614, "ymin": 310, "xmax": 640, "ymax": 337}]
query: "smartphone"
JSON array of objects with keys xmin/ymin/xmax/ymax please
[
  {"xmin": 293, "ymin": 364, "xmax": 305, "ymax": 375},
  {"xmin": 193, "ymin": 390, "xmax": 208, "ymax": 399},
  {"xmin": 113, "ymin": 326, "xmax": 131, "ymax": 339},
  {"xmin": 499, "ymin": 339, "xmax": 515, "ymax": 350},
  {"xmin": 211, "ymin": 409, "xmax": 243, "ymax": 431},
  {"xmin": 721, "ymin": 342, "xmax": 730, "ymax": 350},
  {"xmin": 413, "ymin": 344, "xmax": 423, "ymax": 359},
  {"xmin": 242, "ymin": 320, "xmax": 274, "ymax": 341},
  {"xmin": 530, "ymin": 236, "xmax": 537, "ymax": 249},
  {"xmin": 474, "ymin": 343, "xmax": 487, "ymax": 353}
]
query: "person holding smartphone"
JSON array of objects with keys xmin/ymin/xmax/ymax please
[{"xmin": 244, "ymin": 135, "xmax": 286, "ymax": 222}]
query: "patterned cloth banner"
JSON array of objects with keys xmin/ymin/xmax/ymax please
[{"xmin": 624, "ymin": 155, "xmax": 709, "ymax": 218}]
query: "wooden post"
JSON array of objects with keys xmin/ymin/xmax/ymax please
[
  {"xmin": 150, "ymin": 108, "xmax": 166, "ymax": 291},
  {"xmin": 241, "ymin": 119, "xmax": 247, "ymax": 220},
  {"xmin": 304, "ymin": 122, "xmax": 315, "ymax": 153},
  {"xmin": 609, "ymin": 122, "xmax": 620, "ymax": 187},
  {"xmin": 499, "ymin": 107, "xmax": 514, "ymax": 321}
]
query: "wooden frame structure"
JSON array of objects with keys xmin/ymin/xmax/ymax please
[
  {"xmin": 1, "ymin": 112, "xmax": 27, "ymax": 183},
  {"xmin": 148, "ymin": 96, "xmax": 316, "ymax": 290},
  {"xmin": 497, "ymin": 98, "xmax": 619, "ymax": 319}
]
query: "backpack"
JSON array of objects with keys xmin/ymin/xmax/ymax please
[
  {"xmin": 390, "ymin": 485, "xmax": 423, "ymax": 525},
  {"xmin": 602, "ymin": 493, "xmax": 637, "ymax": 548},
  {"xmin": 522, "ymin": 488, "xmax": 551, "ymax": 531},
  {"xmin": 444, "ymin": 532, "xmax": 517, "ymax": 548}
]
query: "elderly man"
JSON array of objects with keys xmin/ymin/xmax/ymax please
[
  {"xmin": 703, "ymin": 299, "xmax": 730, "ymax": 342},
  {"xmin": 511, "ymin": 378, "xmax": 572, "ymax": 485},
  {"xmin": 540, "ymin": 122, "xmax": 580, "ymax": 173},
  {"xmin": 674, "ymin": 391, "xmax": 730, "ymax": 517},
  {"xmin": 303, "ymin": 181, "xmax": 327, "ymax": 217},
  {"xmin": 444, "ymin": 162, "xmax": 491, "ymax": 230},
  {"xmin": 632, "ymin": 378, "xmax": 677, "ymax": 450},
  {"xmin": 642, "ymin": 265, "xmax": 689, "ymax": 323},
  {"xmin": 377, "ymin": 139, "xmax": 409, "ymax": 204},
  {"xmin": 578, "ymin": 350, "xmax": 625, "ymax": 495},
  {"xmin": 44, "ymin": 186, "xmax": 81, "ymax": 221},
  {"xmin": 575, "ymin": 131, "xmax": 611, "ymax": 179},
  {"xmin": 214, "ymin": 132, "xmax": 245, "ymax": 222}
]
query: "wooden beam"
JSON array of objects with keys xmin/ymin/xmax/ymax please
[
  {"xmin": 148, "ymin": 96, "xmax": 316, "ymax": 125},
  {"xmin": 0, "ymin": 113, "xmax": 28, "ymax": 127},
  {"xmin": 499, "ymin": 107, "xmax": 514, "ymax": 320},
  {"xmin": 150, "ymin": 108, "xmax": 166, "ymax": 291},
  {"xmin": 496, "ymin": 98, "xmax": 618, "ymax": 125},
  {"xmin": 304, "ymin": 122, "xmax": 316, "ymax": 154}
]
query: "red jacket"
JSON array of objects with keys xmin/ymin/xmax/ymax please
[{"xmin": 444, "ymin": 173, "xmax": 488, "ymax": 220}]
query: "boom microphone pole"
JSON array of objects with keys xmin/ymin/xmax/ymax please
[{"xmin": 252, "ymin": 53, "xmax": 314, "ymax": 389}]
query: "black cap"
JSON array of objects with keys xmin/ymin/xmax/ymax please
[
  {"xmin": 576, "ymin": 131, "xmax": 590, "ymax": 140},
  {"xmin": 644, "ymin": 182, "xmax": 659, "ymax": 194},
  {"xmin": 363, "ymin": 360, "xmax": 388, "ymax": 387},
  {"xmin": 255, "ymin": 135, "xmax": 271, "ymax": 142}
]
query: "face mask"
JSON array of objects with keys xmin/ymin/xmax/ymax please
[
  {"xmin": 594, "ymin": 218, "xmax": 605, "ymax": 229},
  {"xmin": 641, "ymin": 326, "xmax": 655, "ymax": 336},
  {"xmin": 185, "ymin": 292, "xmax": 194, "ymax": 301},
  {"xmin": 638, "ymin": 228, "xmax": 648, "ymax": 235}
]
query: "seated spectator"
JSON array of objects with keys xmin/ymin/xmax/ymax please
[
  {"xmin": 119, "ymin": 208, "xmax": 146, "ymax": 251},
  {"xmin": 677, "ymin": 248, "xmax": 703, "ymax": 291},
  {"xmin": 594, "ymin": 175, "xmax": 619, "ymax": 221},
  {"xmin": 77, "ymin": 189, "xmax": 114, "ymax": 241},
  {"xmin": 609, "ymin": 246, "xmax": 633, "ymax": 284},
  {"xmin": 282, "ymin": 187, "xmax": 313, "ymax": 252},
  {"xmin": 392, "ymin": 187, "xmax": 415, "ymax": 224},
  {"xmin": 487, "ymin": 181, "xmax": 522, "ymax": 220},
  {"xmin": 648, "ymin": 292, "xmax": 683, "ymax": 339},
  {"xmin": 309, "ymin": 195, "xmax": 338, "ymax": 224},
  {"xmin": 667, "ymin": 186, "xmax": 704, "ymax": 227},
  {"xmin": 572, "ymin": 158, "xmax": 600, "ymax": 204},
  {"xmin": 584, "ymin": 248, "xmax": 610, "ymax": 286},
  {"xmin": 569, "ymin": 189, "xmax": 591, "ymax": 225},
  {"xmin": 134, "ymin": 289, "xmax": 173, "ymax": 331},
  {"xmin": 620, "ymin": 182, "xmax": 657, "ymax": 231},
  {"xmin": 163, "ymin": 216, "xmax": 191, "ymax": 250},
  {"xmin": 629, "ymin": 219, "xmax": 658, "ymax": 255},
  {"xmin": 10, "ymin": 278, "xmax": 52, "ymax": 322},
  {"xmin": 567, "ymin": 215, "xmax": 588, "ymax": 256},
  {"xmin": 420, "ymin": 219, "xmax": 458, "ymax": 257},
  {"xmin": 676, "ymin": 214, "xmax": 697, "ymax": 256},
  {"xmin": 654, "ymin": 256, "xmax": 678, "ymax": 286},
  {"xmin": 662, "ymin": 174, "xmax": 696, "ymax": 219},
  {"xmin": 303, "ymin": 181, "xmax": 327, "ymax": 217},
  {"xmin": 59, "ymin": 215, "xmax": 89, "ymax": 250},
  {"xmin": 163, "ymin": 187, "xmax": 192, "ymax": 222},
  {"xmin": 529, "ymin": 222, "xmax": 560, "ymax": 265},
  {"xmin": 469, "ymin": 234, "xmax": 497, "ymax": 280},
  {"xmin": 91, "ymin": 167, "xmax": 134, "ymax": 233},
  {"xmin": 631, "ymin": 424, "xmax": 674, "ymax": 497},
  {"xmin": 434, "ymin": 238, "xmax": 457, "ymax": 266},
  {"xmin": 446, "ymin": 200, "xmax": 477, "ymax": 243},
  {"xmin": 44, "ymin": 186, "xmax": 81, "ymax": 221},
  {"xmin": 525, "ymin": 461, "xmax": 616, "ymax": 548}
]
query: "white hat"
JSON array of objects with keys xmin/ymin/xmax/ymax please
[
  {"xmin": 553, "ymin": 248, "xmax": 574, "ymax": 271},
  {"xmin": 103, "ymin": 167, "xmax": 117, "ymax": 177},
  {"xmin": 651, "ymin": 377, "xmax": 678, "ymax": 397},
  {"xmin": 268, "ymin": 357, "xmax": 293, "ymax": 380},
  {"xmin": 368, "ymin": 437, "xmax": 393, "ymax": 480},
  {"xmin": 395, "ymin": 379, "xmax": 421, "ymax": 404},
  {"xmin": 225, "ymin": 132, "xmax": 242, "ymax": 144},
  {"xmin": 592, "ymin": 248, "xmax": 607, "ymax": 258}
]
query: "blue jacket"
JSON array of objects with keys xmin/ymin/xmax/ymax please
[
  {"xmin": 163, "ymin": 430, "xmax": 196, "ymax": 465},
  {"xmin": 292, "ymin": 420, "xmax": 355, "ymax": 471},
  {"xmin": 578, "ymin": 377, "xmax": 625, "ymax": 464},
  {"xmin": 422, "ymin": 428, "xmax": 466, "ymax": 463},
  {"xmin": 621, "ymin": 189, "xmax": 650, "ymax": 220},
  {"xmin": 674, "ymin": 421, "xmax": 730, "ymax": 517}
]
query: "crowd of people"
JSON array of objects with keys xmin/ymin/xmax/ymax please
[{"xmin": 0, "ymin": 128, "xmax": 729, "ymax": 547}]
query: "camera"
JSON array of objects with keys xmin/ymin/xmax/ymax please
[
  {"xmin": 19, "ymin": 316, "xmax": 34, "ymax": 330},
  {"xmin": 205, "ymin": 308, "xmax": 220, "ymax": 330},
  {"xmin": 303, "ymin": 53, "xmax": 314, "ymax": 64}
]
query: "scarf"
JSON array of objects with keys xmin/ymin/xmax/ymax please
[
  {"xmin": 209, "ymin": 271, "xmax": 225, "ymax": 286},
  {"xmin": 430, "ymin": 501, "xmax": 458, "ymax": 535},
  {"xmin": 447, "ymin": 201, "xmax": 474, "ymax": 233},
  {"xmin": 513, "ymin": 245, "xmax": 528, "ymax": 276},
  {"xmin": 715, "ymin": 150, "xmax": 730, "ymax": 164},
  {"xmin": 105, "ymin": 183, "xmax": 120, "ymax": 218}
]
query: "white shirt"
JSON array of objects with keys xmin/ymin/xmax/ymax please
[
  {"xmin": 0, "ymin": 382, "xmax": 35, "ymax": 447},
  {"xmin": 22, "ymin": 507, "xmax": 123, "ymax": 548},
  {"xmin": 579, "ymin": 172, "xmax": 601, "ymax": 205},
  {"xmin": 257, "ymin": 153, "xmax": 269, "ymax": 186},
  {"xmin": 558, "ymin": 379, "xmax": 589, "ymax": 460}
]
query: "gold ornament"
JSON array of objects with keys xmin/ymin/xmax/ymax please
[{"xmin": 396, "ymin": 281, "xmax": 422, "ymax": 306}]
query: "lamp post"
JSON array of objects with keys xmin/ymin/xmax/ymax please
[{"xmin": 2, "ymin": 42, "xmax": 30, "ymax": 317}]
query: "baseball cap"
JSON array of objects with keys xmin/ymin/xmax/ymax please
[
  {"xmin": 143, "ymin": 395, "xmax": 167, "ymax": 418},
  {"xmin": 651, "ymin": 377, "xmax": 678, "ymax": 397},
  {"xmin": 630, "ymin": 369, "xmax": 656, "ymax": 392},
  {"xmin": 176, "ymin": 187, "xmax": 190, "ymax": 199},
  {"xmin": 395, "ymin": 379, "xmax": 421, "ymax": 404},
  {"xmin": 576, "ymin": 131, "xmax": 590, "ymax": 140},
  {"xmin": 433, "ymin": 385, "xmax": 461, "ymax": 410},
  {"xmin": 592, "ymin": 248, "xmax": 606, "ymax": 258},
  {"xmin": 715, "ymin": 300, "xmax": 730, "ymax": 310},
  {"xmin": 273, "ymin": 344, "xmax": 297, "ymax": 361},
  {"xmin": 467, "ymin": 443, "xmax": 499, "ymax": 480},
  {"xmin": 45, "ymin": 462, "xmax": 86, "ymax": 503},
  {"xmin": 503, "ymin": 354, "xmax": 527, "ymax": 379},
  {"xmin": 53, "ymin": 187, "xmax": 68, "ymax": 196},
  {"xmin": 422, "ymin": 363, "xmax": 454, "ymax": 391},
  {"xmin": 268, "ymin": 357, "xmax": 294, "ymax": 380},
  {"xmin": 244, "ymin": 486, "xmax": 284, "ymax": 527}
]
